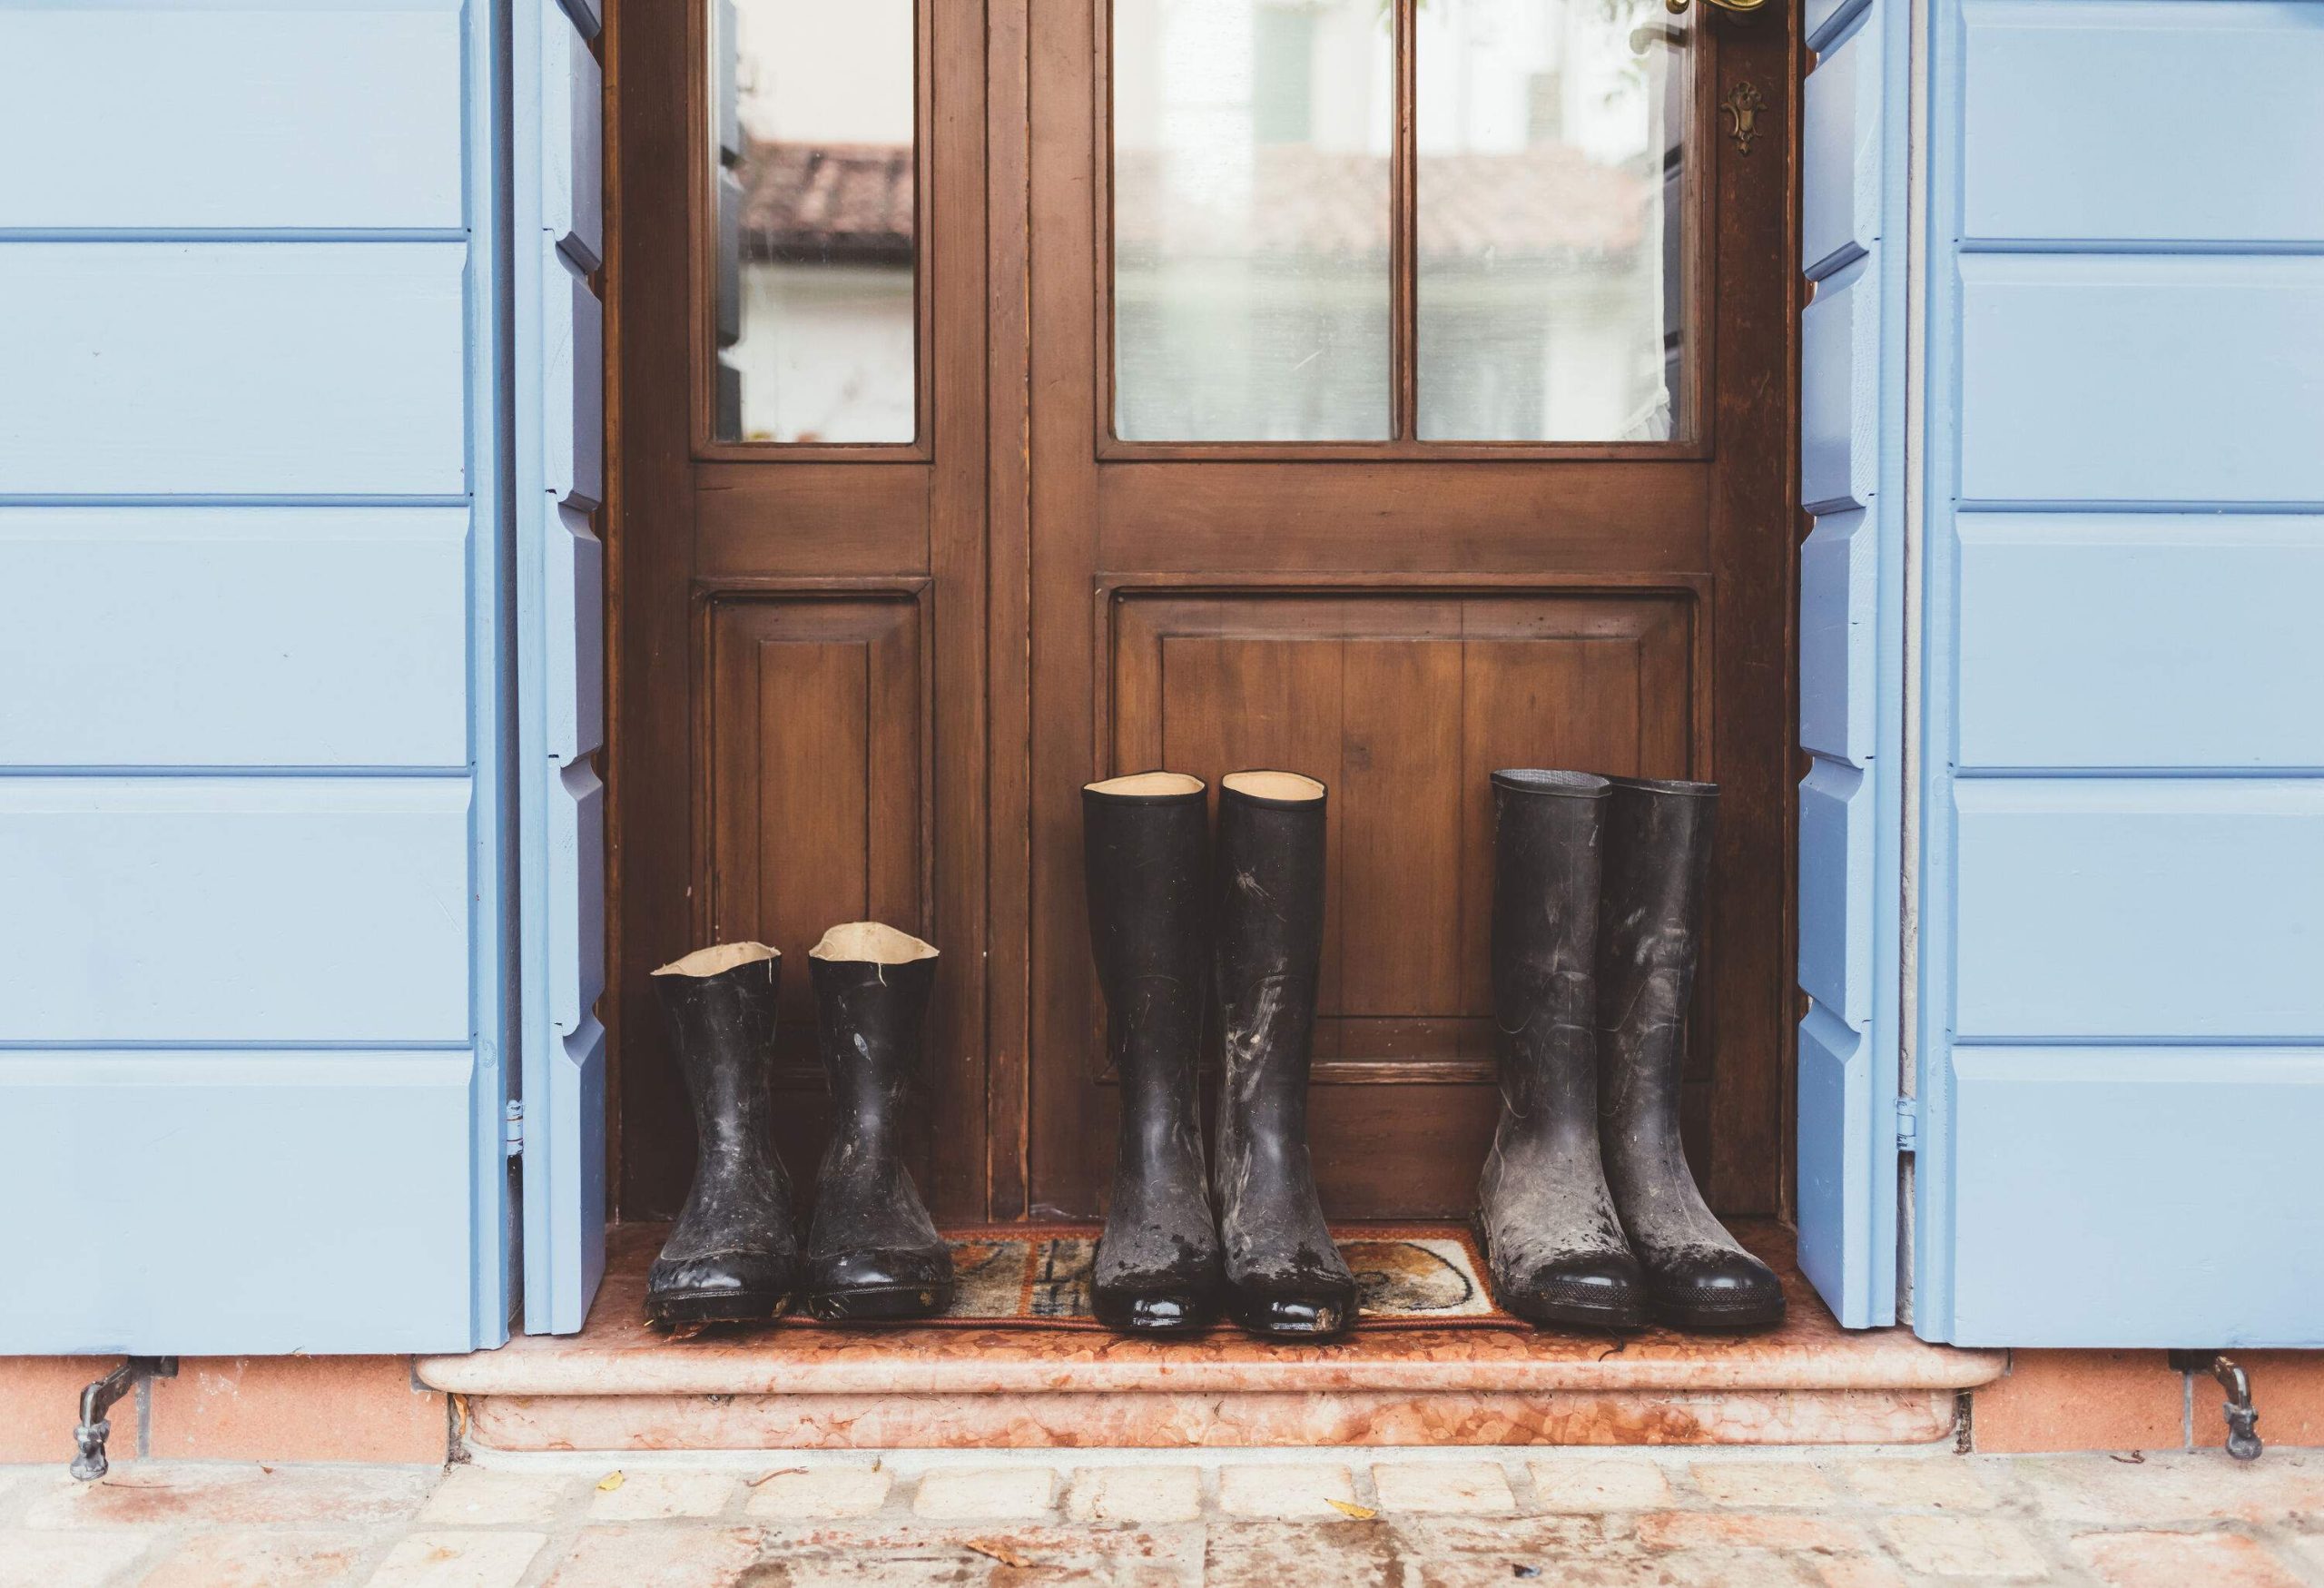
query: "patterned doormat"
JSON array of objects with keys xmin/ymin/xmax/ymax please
[{"xmin": 874, "ymin": 1223, "xmax": 1528, "ymax": 1331}]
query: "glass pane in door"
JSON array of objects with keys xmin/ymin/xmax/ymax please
[
  {"xmin": 1112, "ymin": 0, "xmax": 1393, "ymax": 441},
  {"xmin": 711, "ymin": 0, "xmax": 918, "ymax": 443},
  {"xmin": 1416, "ymin": 0, "xmax": 1687, "ymax": 441}
]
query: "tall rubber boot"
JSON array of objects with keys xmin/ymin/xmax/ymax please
[
  {"xmin": 646, "ymin": 942, "xmax": 798, "ymax": 1324},
  {"xmin": 1597, "ymin": 777, "xmax": 1785, "ymax": 1330},
  {"xmin": 1477, "ymin": 770, "xmax": 1649, "ymax": 1330},
  {"xmin": 1084, "ymin": 772, "xmax": 1226, "ymax": 1333},
  {"xmin": 1213, "ymin": 772, "xmax": 1358, "ymax": 1339},
  {"xmin": 799, "ymin": 922, "xmax": 957, "ymax": 1322}
]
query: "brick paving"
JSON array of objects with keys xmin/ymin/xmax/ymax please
[{"xmin": 1, "ymin": 1447, "xmax": 2319, "ymax": 1585}]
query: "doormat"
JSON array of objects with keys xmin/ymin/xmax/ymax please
[{"xmin": 861, "ymin": 1222, "xmax": 1530, "ymax": 1332}]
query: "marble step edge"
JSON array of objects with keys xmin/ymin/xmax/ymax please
[
  {"xmin": 456, "ymin": 1386, "xmax": 1966, "ymax": 1451},
  {"xmin": 417, "ymin": 1332, "xmax": 2005, "ymax": 1400}
]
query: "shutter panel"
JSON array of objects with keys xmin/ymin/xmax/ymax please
[
  {"xmin": 1793, "ymin": 0, "xmax": 1906, "ymax": 1329},
  {"xmin": 517, "ymin": 0, "xmax": 611, "ymax": 1334},
  {"xmin": 0, "ymin": 0, "xmax": 509, "ymax": 1355},
  {"xmin": 1914, "ymin": 0, "xmax": 2324, "ymax": 1346}
]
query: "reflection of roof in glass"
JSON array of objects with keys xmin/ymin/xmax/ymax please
[
  {"xmin": 1113, "ymin": 145, "xmax": 1652, "ymax": 261},
  {"xmin": 735, "ymin": 140, "xmax": 1654, "ymax": 267},
  {"xmin": 735, "ymin": 142, "xmax": 914, "ymax": 264}
]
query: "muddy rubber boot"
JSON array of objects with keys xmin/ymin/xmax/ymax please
[
  {"xmin": 1598, "ymin": 777, "xmax": 1785, "ymax": 1331},
  {"xmin": 1084, "ymin": 773, "xmax": 1226, "ymax": 1334},
  {"xmin": 798, "ymin": 922, "xmax": 957, "ymax": 1322},
  {"xmin": 1212, "ymin": 772, "xmax": 1359, "ymax": 1340},
  {"xmin": 1477, "ymin": 770, "xmax": 1649, "ymax": 1331},
  {"xmin": 646, "ymin": 942, "xmax": 798, "ymax": 1325}
]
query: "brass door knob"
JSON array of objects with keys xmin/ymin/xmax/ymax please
[{"xmin": 1666, "ymin": 0, "xmax": 1770, "ymax": 15}]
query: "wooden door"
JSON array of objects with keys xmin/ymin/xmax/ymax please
[
  {"xmin": 1019, "ymin": 0, "xmax": 1797, "ymax": 1219},
  {"xmin": 611, "ymin": 0, "xmax": 1796, "ymax": 1226},
  {"xmin": 611, "ymin": 0, "xmax": 992, "ymax": 1218}
]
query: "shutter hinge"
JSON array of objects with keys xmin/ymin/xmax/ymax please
[
  {"xmin": 504, "ymin": 1099, "xmax": 525, "ymax": 1159},
  {"xmin": 1896, "ymin": 1096, "xmax": 1919, "ymax": 1153}
]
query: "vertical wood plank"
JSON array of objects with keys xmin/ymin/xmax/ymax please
[{"xmin": 1338, "ymin": 639, "xmax": 1462, "ymax": 1017}]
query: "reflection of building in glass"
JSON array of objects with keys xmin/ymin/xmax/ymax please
[
  {"xmin": 714, "ymin": 0, "xmax": 915, "ymax": 443},
  {"xmin": 728, "ymin": 142, "xmax": 915, "ymax": 443},
  {"xmin": 1108, "ymin": 0, "xmax": 1682, "ymax": 443}
]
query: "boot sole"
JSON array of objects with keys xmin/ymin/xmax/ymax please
[
  {"xmin": 646, "ymin": 1291, "xmax": 790, "ymax": 1327},
  {"xmin": 800, "ymin": 1283, "xmax": 956, "ymax": 1323},
  {"xmin": 1651, "ymin": 1298, "xmax": 1787, "ymax": 1332}
]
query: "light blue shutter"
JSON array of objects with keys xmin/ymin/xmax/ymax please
[
  {"xmin": 1912, "ymin": 0, "xmax": 2324, "ymax": 1347},
  {"xmin": 0, "ymin": 0, "xmax": 512, "ymax": 1354},
  {"xmin": 517, "ymin": 0, "xmax": 611, "ymax": 1334},
  {"xmin": 1794, "ymin": 0, "xmax": 1907, "ymax": 1329}
]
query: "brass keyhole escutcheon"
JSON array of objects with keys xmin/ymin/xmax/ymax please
[{"xmin": 1721, "ymin": 79, "xmax": 1768, "ymax": 154}]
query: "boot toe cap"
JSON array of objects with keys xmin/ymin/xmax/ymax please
[
  {"xmin": 1649, "ymin": 1251, "xmax": 1787, "ymax": 1330},
  {"xmin": 646, "ymin": 1248, "xmax": 793, "ymax": 1322},
  {"xmin": 800, "ymin": 1245, "xmax": 956, "ymax": 1320},
  {"xmin": 1497, "ymin": 1253, "xmax": 1649, "ymax": 1331},
  {"xmin": 1231, "ymin": 1286, "xmax": 1357, "ymax": 1340}
]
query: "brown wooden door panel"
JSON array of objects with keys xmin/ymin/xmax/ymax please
[
  {"xmin": 612, "ymin": 0, "xmax": 988, "ymax": 1221},
  {"xmin": 1095, "ymin": 461, "xmax": 1709, "ymax": 575},
  {"xmin": 1022, "ymin": 0, "xmax": 1796, "ymax": 1221}
]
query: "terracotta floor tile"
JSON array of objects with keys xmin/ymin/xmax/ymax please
[
  {"xmin": 538, "ymin": 1524, "xmax": 761, "ymax": 1587},
  {"xmin": 586, "ymin": 1467, "xmax": 736, "ymax": 1520},
  {"xmin": 0, "ymin": 1528, "xmax": 153, "ymax": 1588},
  {"xmin": 1877, "ymin": 1514, "xmax": 2051, "ymax": 1579},
  {"xmin": 1689, "ymin": 1459, "xmax": 1837, "ymax": 1507},
  {"xmin": 1523, "ymin": 1456, "xmax": 1675, "ymax": 1512},
  {"xmin": 365, "ymin": 1530, "xmax": 545, "ymax": 1588},
  {"xmin": 1065, "ymin": 1465, "xmax": 1203, "ymax": 1524},
  {"xmin": 140, "ymin": 1527, "xmax": 376, "ymax": 1588},
  {"xmin": 24, "ymin": 1463, "xmax": 435, "ymax": 1530},
  {"xmin": 741, "ymin": 1465, "xmax": 891, "ymax": 1520},
  {"xmin": 417, "ymin": 1466, "xmax": 578, "ymax": 1527},
  {"xmin": 2073, "ymin": 1530, "xmax": 2306, "ymax": 1588},
  {"xmin": 1370, "ymin": 1462, "xmax": 1516, "ymax": 1514}
]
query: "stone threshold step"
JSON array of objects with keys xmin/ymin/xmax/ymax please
[{"xmin": 419, "ymin": 1224, "xmax": 2001, "ymax": 1452}]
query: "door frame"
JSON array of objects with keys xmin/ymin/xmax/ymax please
[{"xmin": 601, "ymin": 0, "xmax": 1802, "ymax": 1225}]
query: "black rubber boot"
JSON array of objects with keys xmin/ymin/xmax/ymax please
[
  {"xmin": 1212, "ymin": 772, "xmax": 1358, "ymax": 1340},
  {"xmin": 646, "ymin": 942, "xmax": 798, "ymax": 1324},
  {"xmin": 1084, "ymin": 772, "xmax": 1226, "ymax": 1334},
  {"xmin": 1598, "ymin": 777, "xmax": 1785, "ymax": 1331},
  {"xmin": 1477, "ymin": 771, "xmax": 1649, "ymax": 1331},
  {"xmin": 799, "ymin": 922, "xmax": 957, "ymax": 1322}
]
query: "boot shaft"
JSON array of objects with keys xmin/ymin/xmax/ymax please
[
  {"xmin": 1082, "ymin": 773, "xmax": 1210, "ymax": 1132},
  {"xmin": 652, "ymin": 942, "xmax": 781, "ymax": 1149},
  {"xmin": 807, "ymin": 922, "xmax": 938, "ymax": 1145},
  {"xmin": 1596, "ymin": 776, "xmax": 1717, "ymax": 1070},
  {"xmin": 1213, "ymin": 772, "xmax": 1326, "ymax": 1139},
  {"xmin": 1489, "ymin": 770, "xmax": 1610, "ymax": 1119}
]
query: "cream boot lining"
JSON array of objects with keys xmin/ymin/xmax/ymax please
[
  {"xmin": 1223, "ymin": 770, "xmax": 1324, "ymax": 802},
  {"xmin": 654, "ymin": 941, "xmax": 779, "ymax": 978},
  {"xmin": 810, "ymin": 921, "xmax": 940, "ymax": 963},
  {"xmin": 1084, "ymin": 771, "xmax": 1205, "ymax": 797}
]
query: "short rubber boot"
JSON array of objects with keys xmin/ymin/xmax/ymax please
[
  {"xmin": 1213, "ymin": 771, "xmax": 1359, "ymax": 1340},
  {"xmin": 1477, "ymin": 770, "xmax": 1649, "ymax": 1331},
  {"xmin": 646, "ymin": 942, "xmax": 798, "ymax": 1325},
  {"xmin": 1084, "ymin": 773, "xmax": 1226, "ymax": 1334},
  {"xmin": 1598, "ymin": 777, "xmax": 1785, "ymax": 1331},
  {"xmin": 799, "ymin": 922, "xmax": 957, "ymax": 1322}
]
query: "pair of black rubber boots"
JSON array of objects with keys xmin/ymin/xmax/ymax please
[
  {"xmin": 1085, "ymin": 771, "xmax": 1357, "ymax": 1340},
  {"xmin": 645, "ymin": 923, "xmax": 954, "ymax": 1327},
  {"xmin": 1479, "ymin": 772, "xmax": 1785, "ymax": 1333}
]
